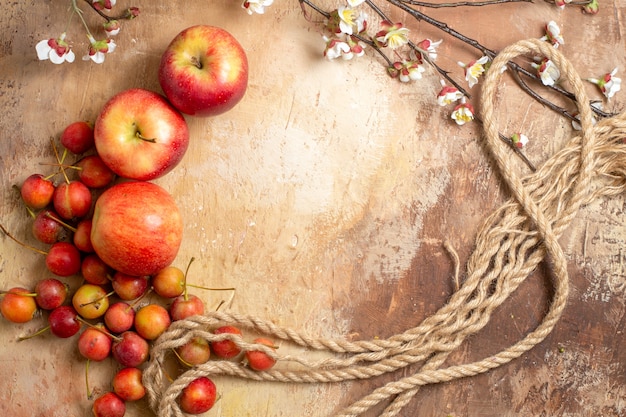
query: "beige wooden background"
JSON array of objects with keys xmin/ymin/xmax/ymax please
[{"xmin": 1, "ymin": 1, "xmax": 625, "ymax": 416}]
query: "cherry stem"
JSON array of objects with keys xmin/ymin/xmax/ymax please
[
  {"xmin": 50, "ymin": 138, "xmax": 70, "ymax": 184},
  {"xmin": 0, "ymin": 290, "xmax": 37, "ymax": 297},
  {"xmin": 0, "ymin": 223, "xmax": 48, "ymax": 256},
  {"xmin": 186, "ymin": 283, "xmax": 236, "ymax": 292},
  {"xmin": 17, "ymin": 325, "xmax": 51, "ymax": 341},
  {"xmin": 135, "ymin": 131, "xmax": 157, "ymax": 143},
  {"xmin": 85, "ymin": 359, "xmax": 93, "ymax": 400},
  {"xmin": 182, "ymin": 257, "xmax": 196, "ymax": 301},
  {"xmin": 44, "ymin": 212, "xmax": 78, "ymax": 233},
  {"xmin": 128, "ymin": 287, "xmax": 153, "ymax": 309},
  {"xmin": 76, "ymin": 316, "xmax": 122, "ymax": 342},
  {"xmin": 78, "ymin": 291, "xmax": 115, "ymax": 308},
  {"xmin": 39, "ymin": 161, "xmax": 82, "ymax": 171},
  {"xmin": 171, "ymin": 347, "xmax": 195, "ymax": 368}
]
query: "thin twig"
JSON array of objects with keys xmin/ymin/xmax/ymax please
[{"xmin": 400, "ymin": 0, "xmax": 532, "ymax": 7}]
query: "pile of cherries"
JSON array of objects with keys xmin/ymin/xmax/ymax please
[{"xmin": 0, "ymin": 121, "xmax": 277, "ymax": 417}]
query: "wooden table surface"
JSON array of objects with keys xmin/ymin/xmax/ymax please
[{"xmin": 1, "ymin": 1, "xmax": 625, "ymax": 416}]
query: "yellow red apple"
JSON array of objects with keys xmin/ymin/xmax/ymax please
[
  {"xmin": 158, "ymin": 25, "xmax": 248, "ymax": 117},
  {"xmin": 90, "ymin": 181, "xmax": 183, "ymax": 277},
  {"xmin": 94, "ymin": 88, "xmax": 189, "ymax": 181}
]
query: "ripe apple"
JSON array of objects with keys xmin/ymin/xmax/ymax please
[
  {"xmin": 112, "ymin": 331, "xmax": 149, "ymax": 367},
  {"xmin": 91, "ymin": 181, "xmax": 183, "ymax": 277},
  {"xmin": 92, "ymin": 392, "xmax": 126, "ymax": 417},
  {"xmin": 178, "ymin": 376, "xmax": 217, "ymax": 414},
  {"xmin": 134, "ymin": 303, "xmax": 171, "ymax": 340},
  {"xmin": 112, "ymin": 367, "xmax": 146, "ymax": 401},
  {"xmin": 20, "ymin": 174, "xmax": 55, "ymax": 210},
  {"xmin": 211, "ymin": 325, "xmax": 243, "ymax": 359},
  {"xmin": 77, "ymin": 323, "xmax": 112, "ymax": 361},
  {"xmin": 245, "ymin": 337, "xmax": 278, "ymax": 371},
  {"xmin": 169, "ymin": 293, "xmax": 204, "ymax": 321},
  {"xmin": 158, "ymin": 25, "xmax": 248, "ymax": 117},
  {"xmin": 0, "ymin": 287, "xmax": 37, "ymax": 323},
  {"xmin": 94, "ymin": 88, "xmax": 189, "ymax": 181}
]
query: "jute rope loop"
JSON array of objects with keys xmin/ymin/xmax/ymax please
[{"xmin": 143, "ymin": 39, "xmax": 626, "ymax": 417}]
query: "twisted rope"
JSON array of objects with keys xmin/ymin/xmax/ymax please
[{"xmin": 143, "ymin": 39, "xmax": 626, "ymax": 417}]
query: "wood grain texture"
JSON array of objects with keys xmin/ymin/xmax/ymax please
[{"xmin": 0, "ymin": 1, "xmax": 625, "ymax": 416}]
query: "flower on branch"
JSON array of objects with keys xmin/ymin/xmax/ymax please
[
  {"xmin": 323, "ymin": 34, "xmax": 365, "ymax": 60},
  {"xmin": 451, "ymin": 97, "xmax": 475, "ymax": 125},
  {"xmin": 437, "ymin": 81, "xmax": 464, "ymax": 106},
  {"xmin": 531, "ymin": 58, "xmax": 560, "ymax": 86},
  {"xmin": 36, "ymin": 32, "xmax": 75, "ymax": 64},
  {"xmin": 540, "ymin": 20, "xmax": 564, "ymax": 48},
  {"xmin": 375, "ymin": 21, "xmax": 410, "ymax": 49},
  {"xmin": 571, "ymin": 102, "xmax": 601, "ymax": 130},
  {"xmin": 92, "ymin": 0, "xmax": 116, "ymax": 11},
  {"xmin": 583, "ymin": 0, "xmax": 599, "ymax": 14},
  {"xmin": 554, "ymin": 0, "xmax": 572, "ymax": 9},
  {"xmin": 327, "ymin": 6, "xmax": 367, "ymax": 35},
  {"xmin": 83, "ymin": 35, "xmax": 116, "ymax": 64},
  {"xmin": 511, "ymin": 133, "xmax": 529, "ymax": 148},
  {"xmin": 388, "ymin": 59, "xmax": 425, "ymax": 82},
  {"xmin": 242, "ymin": 0, "xmax": 274, "ymax": 15},
  {"xmin": 587, "ymin": 67, "xmax": 621, "ymax": 99},
  {"xmin": 458, "ymin": 55, "xmax": 490, "ymax": 88},
  {"xmin": 103, "ymin": 20, "xmax": 121, "ymax": 37},
  {"xmin": 415, "ymin": 38, "xmax": 442, "ymax": 61}
]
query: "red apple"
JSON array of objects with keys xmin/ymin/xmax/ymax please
[
  {"xmin": 176, "ymin": 336, "xmax": 211, "ymax": 366},
  {"xmin": 72, "ymin": 283, "xmax": 109, "ymax": 320},
  {"xmin": 178, "ymin": 376, "xmax": 217, "ymax": 414},
  {"xmin": 92, "ymin": 392, "xmax": 126, "ymax": 417},
  {"xmin": 94, "ymin": 88, "xmax": 189, "ymax": 181},
  {"xmin": 245, "ymin": 337, "xmax": 278, "ymax": 371},
  {"xmin": 169, "ymin": 293, "xmax": 204, "ymax": 321},
  {"xmin": 158, "ymin": 25, "xmax": 248, "ymax": 117},
  {"xmin": 112, "ymin": 367, "xmax": 146, "ymax": 402},
  {"xmin": 60, "ymin": 121, "xmax": 94, "ymax": 154},
  {"xmin": 134, "ymin": 303, "xmax": 171, "ymax": 340},
  {"xmin": 76, "ymin": 155, "xmax": 116, "ymax": 189},
  {"xmin": 32, "ymin": 209, "xmax": 67, "ymax": 244},
  {"xmin": 77, "ymin": 323, "xmax": 112, "ymax": 361},
  {"xmin": 211, "ymin": 325, "xmax": 242, "ymax": 359},
  {"xmin": 34, "ymin": 278, "xmax": 68, "ymax": 310},
  {"xmin": 20, "ymin": 174, "xmax": 55, "ymax": 210},
  {"xmin": 0, "ymin": 287, "xmax": 37, "ymax": 323},
  {"xmin": 91, "ymin": 181, "xmax": 183, "ymax": 277},
  {"xmin": 111, "ymin": 272, "xmax": 150, "ymax": 301},
  {"xmin": 52, "ymin": 180, "xmax": 92, "ymax": 220},
  {"xmin": 112, "ymin": 331, "xmax": 149, "ymax": 367},
  {"xmin": 104, "ymin": 302, "xmax": 135, "ymax": 334}
]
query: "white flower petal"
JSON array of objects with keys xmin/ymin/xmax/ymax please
[{"xmin": 36, "ymin": 40, "xmax": 52, "ymax": 61}]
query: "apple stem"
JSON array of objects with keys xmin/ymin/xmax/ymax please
[
  {"xmin": 50, "ymin": 138, "xmax": 71, "ymax": 184},
  {"xmin": 0, "ymin": 223, "xmax": 48, "ymax": 256},
  {"xmin": 17, "ymin": 325, "xmax": 51, "ymax": 341},
  {"xmin": 76, "ymin": 316, "xmax": 122, "ymax": 342},
  {"xmin": 44, "ymin": 212, "xmax": 78, "ymax": 233},
  {"xmin": 182, "ymin": 257, "xmax": 196, "ymax": 302},
  {"xmin": 85, "ymin": 359, "xmax": 93, "ymax": 400},
  {"xmin": 0, "ymin": 290, "xmax": 38, "ymax": 297},
  {"xmin": 128, "ymin": 287, "xmax": 153, "ymax": 309},
  {"xmin": 186, "ymin": 283, "xmax": 236, "ymax": 292},
  {"xmin": 190, "ymin": 55, "xmax": 203, "ymax": 69},
  {"xmin": 39, "ymin": 161, "xmax": 82, "ymax": 171},
  {"xmin": 171, "ymin": 347, "xmax": 195, "ymax": 368},
  {"xmin": 78, "ymin": 291, "xmax": 114, "ymax": 308},
  {"xmin": 135, "ymin": 131, "xmax": 157, "ymax": 143}
]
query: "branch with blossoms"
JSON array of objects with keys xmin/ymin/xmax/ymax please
[
  {"xmin": 240, "ymin": 0, "xmax": 618, "ymax": 170},
  {"xmin": 36, "ymin": 0, "xmax": 139, "ymax": 65}
]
